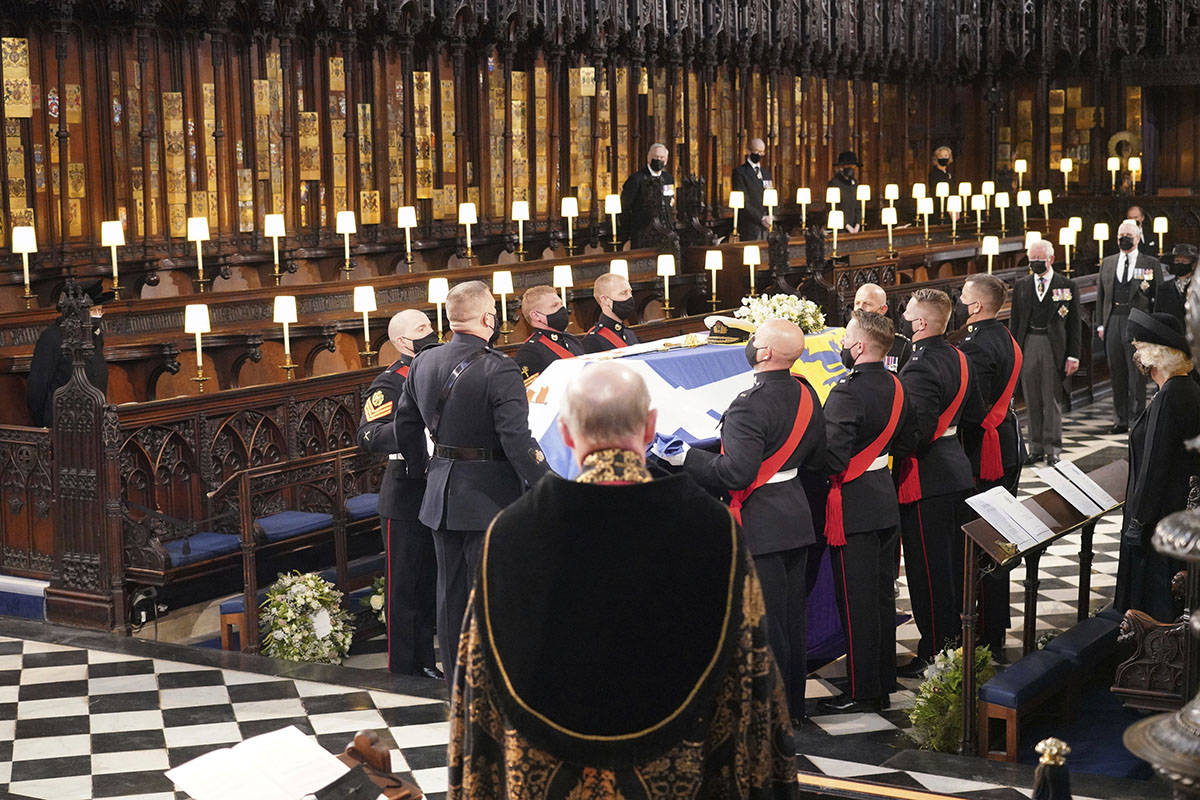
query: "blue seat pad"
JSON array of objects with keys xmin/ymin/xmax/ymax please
[
  {"xmin": 164, "ymin": 531, "xmax": 240, "ymax": 568},
  {"xmin": 345, "ymin": 493, "xmax": 379, "ymax": 521},
  {"xmin": 979, "ymin": 650, "xmax": 1071, "ymax": 708},
  {"xmin": 255, "ymin": 511, "xmax": 334, "ymax": 542},
  {"xmin": 1044, "ymin": 615, "xmax": 1120, "ymax": 665}
]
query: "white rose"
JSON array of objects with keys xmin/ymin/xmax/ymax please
[{"xmin": 370, "ymin": 594, "xmax": 383, "ymax": 611}]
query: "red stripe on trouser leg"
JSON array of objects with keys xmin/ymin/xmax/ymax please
[
  {"xmin": 916, "ymin": 502, "xmax": 937, "ymax": 650},
  {"xmin": 837, "ymin": 547, "xmax": 856, "ymax": 697}
]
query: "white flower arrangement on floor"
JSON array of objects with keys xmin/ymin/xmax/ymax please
[
  {"xmin": 362, "ymin": 575, "xmax": 386, "ymax": 624},
  {"xmin": 261, "ymin": 571, "xmax": 354, "ymax": 664},
  {"xmin": 734, "ymin": 293, "xmax": 827, "ymax": 334}
]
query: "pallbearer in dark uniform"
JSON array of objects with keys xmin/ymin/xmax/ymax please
[
  {"xmin": 393, "ymin": 281, "xmax": 551, "ymax": 680},
  {"xmin": 1011, "ymin": 239, "xmax": 1081, "ymax": 464},
  {"xmin": 828, "ymin": 151, "xmax": 863, "ymax": 232},
  {"xmin": 1097, "ymin": 219, "xmax": 1158, "ymax": 433},
  {"xmin": 927, "ymin": 146, "xmax": 953, "ymax": 192},
  {"xmin": 954, "ymin": 275, "xmax": 1025, "ymax": 658},
  {"xmin": 854, "ymin": 282, "xmax": 912, "ymax": 372},
  {"xmin": 1154, "ymin": 243, "xmax": 1196, "ymax": 327},
  {"xmin": 583, "ymin": 273, "xmax": 640, "ymax": 352},
  {"xmin": 356, "ymin": 309, "xmax": 441, "ymax": 678},
  {"xmin": 27, "ymin": 280, "xmax": 112, "ymax": 427},
  {"xmin": 674, "ymin": 319, "xmax": 826, "ymax": 723},
  {"xmin": 894, "ymin": 289, "xmax": 977, "ymax": 674},
  {"xmin": 730, "ymin": 137, "xmax": 773, "ymax": 241},
  {"xmin": 513, "ymin": 285, "xmax": 585, "ymax": 382},
  {"xmin": 819, "ymin": 311, "xmax": 907, "ymax": 713},
  {"xmin": 619, "ymin": 143, "xmax": 674, "ymax": 248}
]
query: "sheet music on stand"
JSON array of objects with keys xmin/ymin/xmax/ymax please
[
  {"xmin": 965, "ymin": 485, "xmax": 1056, "ymax": 552},
  {"xmin": 1036, "ymin": 466, "xmax": 1105, "ymax": 517},
  {"xmin": 1053, "ymin": 458, "xmax": 1120, "ymax": 509}
]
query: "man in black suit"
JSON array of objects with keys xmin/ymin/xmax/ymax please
[
  {"xmin": 393, "ymin": 281, "xmax": 551, "ymax": 680},
  {"xmin": 676, "ymin": 319, "xmax": 826, "ymax": 723},
  {"xmin": 619, "ymin": 143, "xmax": 674, "ymax": 248},
  {"xmin": 1097, "ymin": 219, "xmax": 1158, "ymax": 433},
  {"xmin": 819, "ymin": 310, "xmax": 907, "ymax": 713},
  {"xmin": 893, "ymin": 288, "xmax": 977, "ymax": 674},
  {"xmin": 513, "ymin": 285, "xmax": 585, "ymax": 382},
  {"xmin": 1010, "ymin": 239, "xmax": 1081, "ymax": 464},
  {"xmin": 1127, "ymin": 205, "xmax": 1158, "ymax": 254},
  {"xmin": 1154, "ymin": 243, "xmax": 1196, "ymax": 327},
  {"xmin": 731, "ymin": 137, "xmax": 772, "ymax": 241},
  {"xmin": 828, "ymin": 151, "xmax": 863, "ymax": 232},
  {"xmin": 357, "ymin": 309, "xmax": 440, "ymax": 678},
  {"xmin": 854, "ymin": 282, "xmax": 913, "ymax": 372}
]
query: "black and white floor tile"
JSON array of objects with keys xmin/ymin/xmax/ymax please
[{"xmin": 0, "ymin": 396, "xmax": 1164, "ymax": 799}]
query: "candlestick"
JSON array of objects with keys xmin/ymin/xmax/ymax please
[
  {"xmin": 1038, "ymin": 188, "xmax": 1053, "ymax": 220},
  {"xmin": 880, "ymin": 206, "xmax": 898, "ymax": 256},
  {"xmin": 729, "ymin": 191, "xmax": 744, "ymax": 241},
  {"xmin": 1128, "ymin": 156, "xmax": 1142, "ymax": 190},
  {"xmin": 1107, "ymin": 156, "xmax": 1121, "ymax": 192},
  {"xmin": 856, "ymin": 184, "xmax": 870, "ymax": 230},
  {"xmin": 553, "ymin": 264, "xmax": 573, "ymax": 308},
  {"xmin": 604, "ymin": 194, "xmax": 621, "ymax": 249},
  {"xmin": 184, "ymin": 303, "xmax": 211, "ymax": 392},
  {"xmin": 335, "ymin": 210, "xmax": 356, "ymax": 277},
  {"xmin": 354, "ymin": 285, "xmax": 377, "ymax": 366},
  {"xmin": 510, "ymin": 200, "xmax": 528, "ymax": 259},
  {"xmin": 796, "ymin": 187, "xmax": 811, "ymax": 228},
  {"xmin": 1154, "ymin": 216, "xmax": 1168, "ymax": 255},
  {"xmin": 12, "ymin": 225, "xmax": 36, "ymax": 309},
  {"xmin": 1014, "ymin": 158, "xmax": 1028, "ymax": 190},
  {"xmin": 458, "ymin": 203, "xmax": 476, "ymax": 262},
  {"xmin": 981, "ymin": 235, "xmax": 999, "ymax": 275},
  {"xmin": 828, "ymin": 211, "xmax": 844, "ymax": 256},
  {"xmin": 994, "ymin": 192, "xmax": 1010, "ymax": 235},
  {"xmin": 1059, "ymin": 157, "xmax": 1073, "ymax": 190},
  {"xmin": 609, "ymin": 259, "xmax": 629, "ymax": 278},
  {"xmin": 825, "ymin": 186, "xmax": 841, "ymax": 211},
  {"xmin": 493, "ymin": 270, "xmax": 514, "ymax": 339},
  {"xmin": 935, "ymin": 181, "xmax": 950, "ymax": 222},
  {"xmin": 273, "ymin": 295, "xmax": 298, "ymax": 379},
  {"xmin": 917, "ymin": 197, "xmax": 934, "ymax": 244},
  {"xmin": 264, "ymin": 213, "xmax": 285, "ymax": 286},
  {"xmin": 1057, "ymin": 226, "xmax": 1076, "ymax": 274},
  {"xmin": 187, "ymin": 216, "xmax": 210, "ymax": 292},
  {"xmin": 1017, "ymin": 189, "xmax": 1032, "ymax": 228},
  {"xmin": 428, "ymin": 277, "xmax": 449, "ymax": 341},
  {"xmin": 705, "ymin": 249, "xmax": 723, "ymax": 311},
  {"xmin": 981, "ymin": 181, "xmax": 995, "ymax": 218},
  {"xmin": 912, "ymin": 183, "xmax": 927, "ymax": 225},
  {"xmin": 657, "ymin": 254, "xmax": 675, "ymax": 317},
  {"xmin": 957, "ymin": 181, "xmax": 972, "ymax": 203},
  {"xmin": 561, "ymin": 196, "xmax": 578, "ymax": 253},
  {"xmin": 398, "ymin": 206, "xmax": 417, "ymax": 267},
  {"xmin": 1093, "ymin": 222, "xmax": 1109, "ymax": 262},
  {"xmin": 743, "ymin": 245, "xmax": 761, "ymax": 296},
  {"xmin": 101, "ymin": 220, "xmax": 124, "ymax": 298},
  {"xmin": 884, "ymin": 183, "xmax": 899, "ymax": 208},
  {"xmin": 763, "ymin": 188, "xmax": 778, "ymax": 231},
  {"xmin": 947, "ymin": 196, "xmax": 963, "ymax": 240},
  {"xmin": 971, "ymin": 194, "xmax": 985, "ymax": 238}
]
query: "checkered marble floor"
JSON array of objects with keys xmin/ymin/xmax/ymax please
[{"xmin": 0, "ymin": 395, "xmax": 1165, "ymax": 800}]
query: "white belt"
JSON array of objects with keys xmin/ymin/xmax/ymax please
[
  {"xmin": 867, "ymin": 455, "xmax": 889, "ymax": 471},
  {"xmin": 941, "ymin": 426, "xmax": 958, "ymax": 438},
  {"xmin": 764, "ymin": 468, "xmax": 798, "ymax": 485},
  {"xmin": 388, "ymin": 453, "xmax": 406, "ymax": 461}
]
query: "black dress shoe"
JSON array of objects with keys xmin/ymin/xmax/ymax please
[
  {"xmin": 419, "ymin": 665, "xmax": 445, "ymax": 681},
  {"xmin": 896, "ymin": 658, "xmax": 930, "ymax": 679},
  {"xmin": 1045, "ymin": 454, "xmax": 1060, "ymax": 466},
  {"xmin": 817, "ymin": 694, "xmax": 885, "ymax": 714},
  {"xmin": 1109, "ymin": 424, "xmax": 1129, "ymax": 435},
  {"xmin": 1024, "ymin": 452, "xmax": 1044, "ymax": 466}
]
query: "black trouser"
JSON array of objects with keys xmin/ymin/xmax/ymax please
[
  {"xmin": 900, "ymin": 492, "xmax": 962, "ymax": 661},
  {"xmin": 383, "ymin": 516, "xmax": 437, "ymax": 675},
  {"xmin": 754, "ymin": 546, "xmax": 810, "ymax": 719},
  {"xmin": 830, "ymin": 527, "xmax": 899, "ymax": 701},
  {"xmin": 1106, "ymin": 310, "xmax": 1147, "ymax": 427},
  {"xmin": 432, "ymin": 528, "xmax": 485, "ymax": 685}
]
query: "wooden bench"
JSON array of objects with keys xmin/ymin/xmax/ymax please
[{"xmin": 978, "ymin": 649, "xmax": 1074, "ymax": 761}]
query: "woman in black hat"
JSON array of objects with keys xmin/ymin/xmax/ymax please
[
  {"xmin": 827, "ymin": 151, "xmax": 862, "ymax": 233},
  {"xmin": 1114, "ymin": 308, "xmax": 1200, "ymax": 621}
]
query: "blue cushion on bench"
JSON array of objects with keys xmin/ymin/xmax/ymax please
[
  {"xmin": 1044, "ymin": 615, "xmax": 1120, "ymax": 666},
  {"xmin": 255, "ymin": 511, "xmax": 334, "ymax": 542},
  {"xmin": 345, "ymin": 493, "xmax": 379, "ymax": 520},
  {"xmin": 164, "ymin": 532, "xmax": 240, "ymax": 568},
  {"xmin": 979, "ymin": 650, "xmax": 1071, "ymax": 709}
]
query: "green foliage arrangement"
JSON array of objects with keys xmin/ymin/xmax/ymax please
[
  {"xmin": 260, "ymin": 571, "xmax": 354, "ymax": 664},
  {"xmin": 907, "ymin": 645, "xmax": 997, "ymax": 752}
]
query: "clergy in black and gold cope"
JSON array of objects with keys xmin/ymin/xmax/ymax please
[
  {"xmin": 583, "ymin": 273, "xmax": 641, "ymax": 352},
  {"xmin": 355, "ymin": 309, "xmax": 441, "ymax": 679},
  {"xmin": 513, "ymin": 285, "xmax": 585, "ymax": 382}
]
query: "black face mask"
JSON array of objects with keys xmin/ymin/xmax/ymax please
[
  {"xmin": 898, "ymin": 318, "xmax": 915, "ymax": 339},
  {"xmin": 1170, "ymin": 260, "xmax": 1195, "ymax": 277},
  {"xmin": 937, "ymin": 158, "xmax": 950, "ymax": 167},
  {"xmin": 1029, "ymin": 259, "xmax": 1049, "ymax": 275},
  {"xmin": 1119, "ymin": 235, "xmax": 1136, "ymax": 252},
  {"xmin": 745, "ymin": 340, "xmax": 760, "ymax": 368},
  {"xmin": 411, "ymin": 332, "xmax": 439, "ymax": 353},
  {"xmin": 840, "ymin": 346, "xmax": 857, "ymax": 370},
  {"xmin": 841, "ymin": 167, "xmax": 855, "ymax": 180},
  {"xmin": 748, "ymin": 153, "xmax": 762, "ymax": 165},
  {"xmin": 649, "ymin": 158, "xmax": 664, "ymax": 172},
  {"xmin": 486, "ymin": 316, "xmax": 501, "ymax": 347},
  {"xmin": 545, "ymin": 307, "xmax": 570, "ymax": 332},
  {"xmin": 610, "ymin": 297, "xmax": 637, "ymax": 319}
]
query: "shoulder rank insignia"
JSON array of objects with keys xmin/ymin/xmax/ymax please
[
  {"xmin": 531, "ymin": 447, "xmax": 545, "ymax": 464},
  {"xmin": 363, "ymin": 389, "xmax": 393, "ymax": 422}
]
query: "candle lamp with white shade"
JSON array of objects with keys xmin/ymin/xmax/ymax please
[
  {"xmin": 11, "ymin": 225, "xmax": 36, "ymax": 308},
  {"xmin": 428, "ymin": 277, "xmax": 449, "ymax": 341},
  {"xmin": 855, "ymin": 184, "xmax": 871, "ymax": 230},
  {"xmin": 353, "ymin": 285, "xmax": 377, "ymax": 366},
  {"xmin": 1058, "ymin": 226, "xmax": 1077, "ymax": 274},
  {"xmin": 1129, "ymin": 156, "xmax": 1142, "ymax": 190},
  {"xmin": 187, "ymin": 216, "xmax": 211, "ymax": 292},
  {"xmin": 492, "ymin": 270, "xmax": 514, "ymax": 340},
  {"xmin": 763, "ymin": 188, "xmax": 778, "ymax": 231},
  {"xmin": 935, "ymin": 181, "xmax": 950, "ymax": 222},
  {"xmin": 1107, "ymin": 156, "xmax": 1121, "ymax": 192},
  {"xmin": 657, "ymin": 254, "xmax": 676, "ymax": 317},
  {"xmin": 796, "ymin": 187, "xmax": 811, "ymax": 228},
  {"xmin": 604, "ymin": 194, "xmax": 621, "ymax": 249},
  {"xmin": 264, "ymin": 213, "xmax": 286, "ymax": 286},
  {"xmin": 458, "ymin": 202, "xmax": 477, "ymax": 262},
  {"xmin": 273, "ymin": 294, "xmax": 298, "ymax": 379},
  {"xmin": 981, "ymin": 181, "xmax": 995, "ymax": 217},
  {"xmin": 971, "ymin": 194, "xmax": 986, "ymax": 238},
  {"xmin": 825, "ymin": 186, "xmax": 841, "ymax": 212},
  {"xmin": 1059, "ymin": 157, "xmax": 1073, "ymax": 190},
  {"xmin": 911, "ymin": 182, "xmax": 927, "ymax": 225},
  {"xmin": 729, "ymin": 191, "xmax": 745, "ymax": 241},
  {"xmin": 1014, "ymin": 158, "xmax": 1028, "ymax": 190},
  {"xmin": 553, "ymin": 264, "xmax": 573, "ymax": 308},
  {"xmin": 336, "ymin": 210, "xmax": 356, "ymax": 277},
  {"xmin": 101, "ymin": 220, "xmax": 125, "ymax": 298},
  {"xmin": 1154, "ymin": 216, "xmax": 1169, "ymax": 255},
  {"xmin": 184, "ymin": 303, "xmax": 211, "ymax": 392},
  {"xmin": 1038, "ymin": 188, "xmax": 1053, "ymax": 220},
  {"xmin": 560, "ymin": 196, "xmax": 579, "ymax": 254},
  {"xmin": 1068, "ymin": 216, "xmax": 1082, "ymax": 234},
  {"xmin": 917, "ymin": 197, "xmax": 934, "ymax": 244},
  {"xmin": 957, "ymin": 181, "xmax": 972, "ymax": 203},
  {"xmin": 880, "ymin": 206, "xmax": 898, "ymax": 257},
  {"xmin": 397, "ymin": 206, "xmax": 417, "ymax": 267},
  {"xmin": 743, "ymin": 244, "xmax": 761, "ymax": 296},
  {"xmin": 994, "ymin": 192, "xmax": 1011, "ymax": 234},
  {"xmin": 946, "ymin": 195, "xmax": 963, "ymax": 241},
  {"xmin": 1017, "ymin": 189, "xmax": 1032, "ymax": 228},
  {"xmin": 980, "ymin": 235, "xmax": 1000, "ymax": 274},
  {"xmin": 1093, "ymin": 222, "xmax": 1110, "ymax": 262},
  {"xmin": 705, "ymin": 249, "xmax": 723, "ymax": 310},
  {"xmin": 609, "ymin": 259, "xmax": 629, "ymax": 279},
  {"xmin": 827, "ymin": 211, "xmax": 844, "ymax": 256},
  {"xmin": 1025, "ymin": 230, "xmax": 1042, "ymax": 250},
  {"xmin": 884, "ymin": 183, "xmax": 899, "ymax": 209},
  {"xmin": 511, "ymin": 201, "xmax": 529, "ymax": 259}
]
